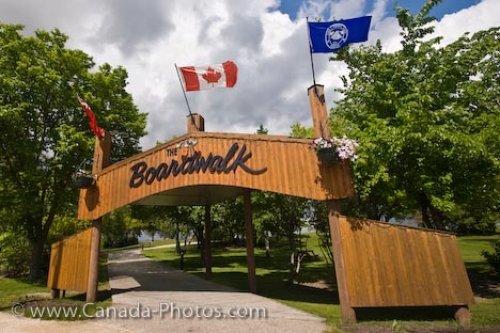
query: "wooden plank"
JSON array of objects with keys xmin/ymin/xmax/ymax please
[
  {"xmin": 328, "ymin": 205, "xmax": 356, "ymax": 322},
  {"xmin": 47, "ymin": 228, "xmax": 93, "ymax": 292},
  {"xmin": 78, "ymin": 133, "xmax": 355, "ymax": 220},
  {"xmin": 308, "ymin": 85, "xmax": 330, "ymax": 139},
  {"xmin": 339, "ymin": 217, "xmax": 474, "ymax": 308},
  {"xmin": 86, "ymin": 131, "xmax": 110, "ymax": 303}
]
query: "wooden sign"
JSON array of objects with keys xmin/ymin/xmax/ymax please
[{"xmin": 78, "ymin": 132, "xmax": 354, "ymax": 220}]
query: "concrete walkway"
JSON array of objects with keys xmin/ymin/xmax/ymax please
[
  {"xmin": 1, "ymin": 249, "xmax": 327, "ymax": 333},
  {"xmin": 105, "ymin": 249, "xmax": 327, "ymax": 332}
]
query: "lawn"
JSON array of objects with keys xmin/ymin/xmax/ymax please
[
  {"xmin": 0, "ymin": 254, "xmax": 111, "ymax": 320},
  {"xmin": 0, "ymin": 238, "xmax": 176, "ymax": 319},
  {"xmin": 144, "ymin": 233, "xmax": 500, "ymax": 332},
  {"xmin": 102, "ymin": 238, "xmax": 175, "ymax": 253},
  {"xmin": 1, "ymin": 233, "xmax": 498, "ymax": 329}
]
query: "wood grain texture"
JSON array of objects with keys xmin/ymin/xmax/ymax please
[
  {"xmin": 308, "ymin": 85, "xmax": 330, "ymax": 139},
  {"xmin": 337, "ymin": 216, "xmax": 475, "ymax": 307},
  {"xmin": 47, "ymin": 228, "xmax": 93, "ymax": 292},
  {"xmin": 78, "ymin": 132, "xmax": 355, "ymax": 220}
]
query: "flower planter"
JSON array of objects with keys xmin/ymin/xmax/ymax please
[
  {"xmin": 72, "ymin": 174, "xmax": 95, "ymax": 188},
  {"xmin": 316, "ymin": 148, "xmax": 340, "ymax": 166}
]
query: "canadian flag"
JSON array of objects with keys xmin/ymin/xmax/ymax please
[
  {"xmin": 177, "ymin": 61, "xmax": 238, "ymax": 92},
  {"xmin": 77, "ymin": 96, "xmax": 105, "ymax": 139}
]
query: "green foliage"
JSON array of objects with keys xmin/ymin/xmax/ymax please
[
  {"xmin": 47, "ymin": 215, "xmax": 91, "ymax": 244},
  {"xmin": 0, "ymin": 232, "xmax": 31, "ymax": 276},
  {"xmin": 213, "ymin": 200, "xmax": 245, "ymax": 245},
  {"xmin": 482, "ymin": 240, "xmax": 500, "ymax": 274},
  {"xmin": 290, "ymin": 122, "xmax": 314, "ymax": 139},
  {"xmin": 102, "ymin": 206, "xmax": 142, "ymax": 248},
  {"xmin": 329, "ymin": 2, "xmax": 500, "ymax": 231},
  {"xmin": 0, "ymin": 278, "xmax": 49, "ymax": 310},
  {"xmin": 131, "ymin": 205, "xmax": 202, "ymax": 254},
  {"xmin": 0, "ymin": 24, "xmax": 147, "ymax": 278},
  {"xmin": 144, "ymin": 234, "xmax": 500, "ymax": 327},
  {"xmin": 256, "ymin": 124, "xmax": 268, "ymax": 135}
]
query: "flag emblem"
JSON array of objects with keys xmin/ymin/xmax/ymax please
[
  {"xmin": 202, "ymin": 67, "xmax": 222, "ymax": 86},
  {"xmin": 308, "ymin": 16, "xmax": 372, "ymax": 53},
  {"xmin": 325, "ymin": 23, "xmax": 348, "ymax": 51}
]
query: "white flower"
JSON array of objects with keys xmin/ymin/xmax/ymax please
[{"xmin": 311, "ymin": 136, "xmax": 359, "ymax": 161}]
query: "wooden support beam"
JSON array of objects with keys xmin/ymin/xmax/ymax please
[
  {"xmin": 327, "ymin": 200, "xmax": 356, "ymax": 323},
  {"xmin": 243, "ymin": 191, "xmax": 257, "ymax": 293},
  {"xmin": 187, "ymin": 113, "xmax": 205, "ymax": 133},
  {"xmin": 204, "ymin": 204, "xmax": 212, "ymax": 277},
  {"xmin": 308, "ymin": 84, "xmax": 330, "ymax": 139},
  {"xmin": 86, "ymin": 131, "xmax": 111, "ymax": 303},
  {"xmin": 454, "ymin": 306, "xmax": 471, "ymax": 328},
  {"xmin": 86, "ymin": 218, "xmax": 102, "ymax": 302},
  {"xmin": 51, "ymin": 288, "xmax": 60, "ymax": 299}
]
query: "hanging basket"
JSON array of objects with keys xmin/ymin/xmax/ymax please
[
  {"xmin": 316, "ymin": 148, "xmax": 340, "ymax": 166},
  {"xmin": 72, "ymin": 174, "xmax": 96, "ymax": 188}
]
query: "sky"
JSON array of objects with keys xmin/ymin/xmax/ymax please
[{"xmin": 1, "ymin": 0, "xmax": 498, "ymax": 150}]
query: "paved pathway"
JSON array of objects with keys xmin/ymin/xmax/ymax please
[
  {"xmin": 1, "ymin": 249, "xmax": 327, "ymax": 333},
  {"xmin": 105, "ymin": 249, "xmax": 326, "ymax": 332}
]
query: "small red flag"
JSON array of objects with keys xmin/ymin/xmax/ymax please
[{"xmin": 77, "ymin": 96, "xmax": 105, "ymax": 139}]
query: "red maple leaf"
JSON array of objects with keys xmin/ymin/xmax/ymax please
[{"xmin": 202, "ymin": 67, "xmax": 222, "ymax": 86}]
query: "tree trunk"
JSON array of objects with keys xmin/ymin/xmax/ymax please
[
  {"xmin": 287, "ymin": 218, "xmax": 297, "ymax": 285},
  {"xmin": 429, "ymin": 205, "xmax": 446, "ymax": 230},
  {"xmin": 420, "ymin": 194, "xmax": 433, "ymax": 229},
  {"xmin": 175, "ymin": 222, "xmax": 181, "ymax": 255},
  {"xmin": 29, "ymin": 238, "xmax": 45, "ymax": 281},
  {"xmin": 29, "ymin": 193, "xmax": 59, "ymax": 281},
  {"xmin": 265, "ymin": 238, "xmax": 270, "ymax": 258}
]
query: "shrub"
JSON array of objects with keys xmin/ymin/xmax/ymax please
[
  {"xmin": 481, "ymin": 240, "xmax": 500, "ymax": 274},
  {"xmin": 0, "ymin": 232, "xmax": 31, "ymax": 277}
]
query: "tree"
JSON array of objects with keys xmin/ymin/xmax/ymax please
[
  {"xmin": 0, "ymin": 24, "xmax": 147, "ymax": 280},
  {"xmin": 329, "ymin": 1, "xmax": 500, "ymax": 232},
  {"xmin": 102, "ymin": 206, "xmax": 142, "ymax": 248}
]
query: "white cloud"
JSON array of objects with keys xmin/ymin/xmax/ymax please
[
  {"xmin": 1, "ymin": 0, "xmax": 499, "ymax": 150},
  {"xmin": 433, "ymin": 0, "xmax": 500, "ymax": 46}
]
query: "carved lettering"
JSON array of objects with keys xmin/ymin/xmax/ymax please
[{"xmin": 129, "ymin": 143, "xmax": 267, "ymax": 188}]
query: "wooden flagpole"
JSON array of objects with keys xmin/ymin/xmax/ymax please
[
  {"xmin": 306, "ymin": 17, "xmax": 319, "ymax": 97},
  {"xmin": 174, "ymin": 64, "xmax": 197, "ymax": 129}
]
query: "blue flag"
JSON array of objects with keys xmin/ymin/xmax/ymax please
[{"xmin": 308, "ymin": 16, "xmax": 372, "ymax": 53}]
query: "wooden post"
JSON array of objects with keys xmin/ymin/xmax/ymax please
[
  {"xmin": 86, "ymin": 218, "xmax": 102, "ymax": 302},
  {"xmin": 327, "ymin": 200, "xmax": 356, "ymax": 323},
  {"xmin": 86, "ymin": 131, "xmax": 111, "ymax": 303},
  {"xmin": 187, "ymin": 113, "xmax": 205, "ymax": 133},
  {"xmin": 454, "ymin": 306, "xmax": 471, "ymax": 328},
  {"xmin": 243, "ymin": 191, "xmax": 257, "ymax": 293},
  {"xmin": 308, "ymin": 84, "xmax": 330, "ymax": 139},
  {"xmin": 51, "ymin": 288, "xmax": 60, "ymax": 299},
  {"xmin": 204, "ymin": 205, "xmax": 212, "ymax": 277}
]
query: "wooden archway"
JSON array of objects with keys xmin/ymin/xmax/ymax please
[
  {"xmin": 73, "ymin": 85, "xmax": 357, "ymax": 305},
  {"xmin": 48, "ymin": 85, "xmax": 473, "ymax": 325},
  {"xmin": 77, "ymin": 131, "xmax": 354, "ymax": 220}
]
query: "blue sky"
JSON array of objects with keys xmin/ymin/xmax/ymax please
[{"xmin": 280, "ymin": 0, "xmax": 482, "ymax": 20}]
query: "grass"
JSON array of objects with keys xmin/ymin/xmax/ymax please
[
  {"xmin": 1, "ymin": 233, "xmax": 498, "ymax": 328},
  {"xmin": 146, "ymin": 235, "xmax": 342, "ymax": 325},
  {"xmin": 0, "ymin": 278, "xmax": 49, "ymax": 310},
  {"xmin": 0, "ymin": 254, "xmax": 112, "ymax": 320},
  {"xmin": 102, "ymin": 238, "xmax": 175, "ymax": 253},
  {"xmin": 144, "ymin": 233, "xmax": 500, "ymax": 331},
  {"xmin": 458, "ymin": 235, "xmax": 499, "ymax": 271},
  {"xmin": 0, "ymin": 239, "xmax": 175, "ymax": 320}
]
